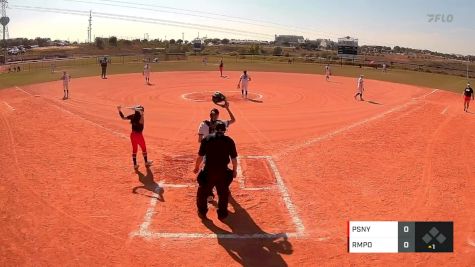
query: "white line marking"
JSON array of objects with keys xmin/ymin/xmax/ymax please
[
  {"xmin": 267, "ymin": 157, "xmax": 305, "ymax": 235},
  {"xmin": 441, "ymin": 106, "xmax": 449, "ymax": 115},
  {"xmin": 181, "ymin": 90, "xmax": 263, "ymax": 102},
  {"xmin": 158, "ymin": 183, "xmax": 194, "ymax": 188},
  {"xmin": 44, "ymin": 97, "xmax": 129, "ymax": 140},
  {"xmin": 468, "ymin": 239, "xmax": 475, "ymax": 247},
  {"xmin": 412, "ymin": 89, "xmax": 439, "ymax": 100},
  {"xmin": 131, "ymin": 230, "xmax": 304, "ymax": 239},
  {"xmin": 136, "ymin": 196, "xmax": 158, "ymax": 237},
  {"xmin": 3, "ymin": 101, "xmax": 15, "ymax": 111},
  {"xmin": 15, "ymin": 86, "xmax": 33, "ymax": 96},
  {"xmin": 132, "ymin": 155, "xmax": 305, "ymax": 239},
  {"xmin": 236, "ymin": 157, "xmax": 245, "ymax": 189},
  {"xmin": 241, "ymin": 187, "xmax": 274, "ymax": 191},
  {"xmin": 237, "ymin": 156, "xmax": 275, "ymax": 191},
  {"xmin": 276, "ymin": 89, "xmax": 439, "ymax": 158},
  {"xmin": 276, "ymin": 102, "xmax": 416, "ymax": 158}
]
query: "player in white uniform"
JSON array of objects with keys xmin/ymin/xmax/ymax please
[
  {"xmin": 325, "ymin": 64, "xmax": 331, "ymax": 81},
  {"xmin": 237, "ymin": 70, "xmax": 251, "ymax": 98},
  {"xmin": 382, "ymin": 63, "xmax": 387, "ymax": 72},
  {"xmin": 143, "ymin": 63, "xmax": 151, "ymax": 85},
  {"xmin": 61, "ymin": 71, "xmax": 71, "ymax": 100},
  {"xmin": 354, "ymin": 75, "xmax": 364, "ymax": 101}
]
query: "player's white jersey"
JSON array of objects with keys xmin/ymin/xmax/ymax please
[
  {"xmin": 62, "ymin": 74, "xmax": 71, "ymax": 84},
  {"xmin": 357, "ymin": 77, "xmax": 364, "ymax": 91},
  {"xmin": 240, "ymin": 74, "xmax": 250, "ymax": 86},
  {"xmin": 144, "ymin": 65, "xmax": 151, "ymax": 75}
]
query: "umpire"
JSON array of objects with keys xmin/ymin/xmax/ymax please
[
  {"xmin": 193, "ymin": 121, "xmax": 238, "ymax": 220},
  {"xmin": 100, "ymin": 56, "xmax": 108, "ymax": 79}
]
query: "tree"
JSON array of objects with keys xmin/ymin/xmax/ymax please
[
  {"xmin": 176, "ymin": 39, "xmax": 183, "ymax": 44},
  {"xmin": 35, "ymin": 37, "xmax": 51, "ymax": 47},
  {"xmin": 95, "ymin": 37, "xmax": 105, "ymax": 49},
  {"xmin": 109, "ymin": 36, "xmax": 118, "ymax": 47},
  {"xmin": 249, "ymin": 44, "xmax": 260, "ymax": 55},
  {"xmin": 273, "ymin": 46, "xmax": 283, "ymax": 56},
  {"xmin": 204, "ymin": 38, "xmax": 212, "ymax": 45},
  {"xmin": 169, "ymin": 39, "xmax": 176, "ymax": 44},
  {"xmin": 212, "ymin": 38, "xmax": 221, "ymax": 45},
  {"xmin": 221, "ymin": 38, "xmax": 229, "ymax": 44}
]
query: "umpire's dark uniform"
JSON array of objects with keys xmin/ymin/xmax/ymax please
[
  {"xmin": 196, "ymin": 121, "xmax": 237, "ymax": 219},
  {"xmin": 100, "ymin": 57, "xmax": 108, "ymax": 79}
]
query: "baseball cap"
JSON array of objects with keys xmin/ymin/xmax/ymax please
[{"xmin": 210, "ymin": 108, "xmax": 219, "ymax": 114}]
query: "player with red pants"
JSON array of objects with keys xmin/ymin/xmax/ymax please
[
  {"xmin": 118, "ymin": 105, "xmax": 153, "ymax": 170},
  {"xmin": 463, "ymin": 83, "xmax": 474, "ymax": 112}
]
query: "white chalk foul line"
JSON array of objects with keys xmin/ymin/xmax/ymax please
[
  {"xmin": 131, "ymin": 155, "xmax": 305, "ymax": 239},
  {"xmin": 441, "ymin": 106, "xmax": 449, "ymax": 115},
  {"xmin": 276, "ymin": 89, "xmax": 439, "ymax": 158},
  {"xmin": 14, "ymin": 86, "xmax": 129, "ymax": 140},
  {"xmin": 15, "ymin": 85, "xmax": 33, "ymax": 96},
  {"xmin": 46, "ymin": 99, "xmax": 129, "ymax": 140},
  {"xmin": 3, "ymin": 101, "xmax": 15, "ymax": 111}
]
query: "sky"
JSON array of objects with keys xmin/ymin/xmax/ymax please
[{"xmin": 4, "ymin": 0, "xmax": 475, "ymax": 55}]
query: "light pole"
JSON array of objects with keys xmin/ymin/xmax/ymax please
[
  {"xmin": 0, "ymin": 16, "xmax": 8, "ymax": 64},
  {"xmin": 467, "ymin": 55, "xmax": 470, "ymax": 82}
]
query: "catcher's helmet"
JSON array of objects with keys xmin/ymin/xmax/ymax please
[
  {"xmin": 215, "ymin": 120, "xmax": 226, "ymax": 132},
  {"xmin": 212, "ymin": 91, "xmax": 226, "ymax": 104}
]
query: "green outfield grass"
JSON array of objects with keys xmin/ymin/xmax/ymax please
[{"xmin": 0, "ymin": 57, "xmax": 470, "ymax": 94}]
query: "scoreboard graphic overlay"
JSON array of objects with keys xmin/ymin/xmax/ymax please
[{"xmin": 348, "ymin": 221, "xmax": 453, "ymax": 253}]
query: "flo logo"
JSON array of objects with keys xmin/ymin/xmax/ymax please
[{"xmin": 427, "ymin": 14, "xmax": 454, "ymax": 23}]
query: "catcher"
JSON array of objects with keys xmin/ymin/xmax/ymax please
[
  {"xmin": 197, "ymin": 92, "xmax": 236, "ymax": 143},
  {"xmin": 197, "ymin": 92, "xmax": 236, "ymax": 203}
]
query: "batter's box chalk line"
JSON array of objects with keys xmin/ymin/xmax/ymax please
[{"xmin": 130, "ymin": 155, "xmax": 306, "ymax": 239}]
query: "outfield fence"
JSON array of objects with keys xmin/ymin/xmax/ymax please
[{"xmin": 2, "ymin": 53, "xmax": 474, "ymax": 79}]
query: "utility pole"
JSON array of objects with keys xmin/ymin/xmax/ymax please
[
  {"xmin": 1, "ymin": 0, "xmax": 9, "ymax": 64},
  {"xmin": 467, "ymin": 55, "xmax": 470, "ymax": 82},
  {"xmin": 88, "ymin": 10, "xmax": 92, "ymax": 43}
]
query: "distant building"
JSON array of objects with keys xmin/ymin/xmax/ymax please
[
  {"xmin": 229, "ymin": 39, "xmax": 268, "ymax": 45},
  {"xmin": 275, "ymin": 35, "xmax": 305, "ymax": 46},
  {"xmin": 319, "ymin": 39, "xmax": 333, "ymax": 49}
]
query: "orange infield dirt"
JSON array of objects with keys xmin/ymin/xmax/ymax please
[{"xmin": 1, "ymin": 71, "xmax": 474, "ymax": 266}]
